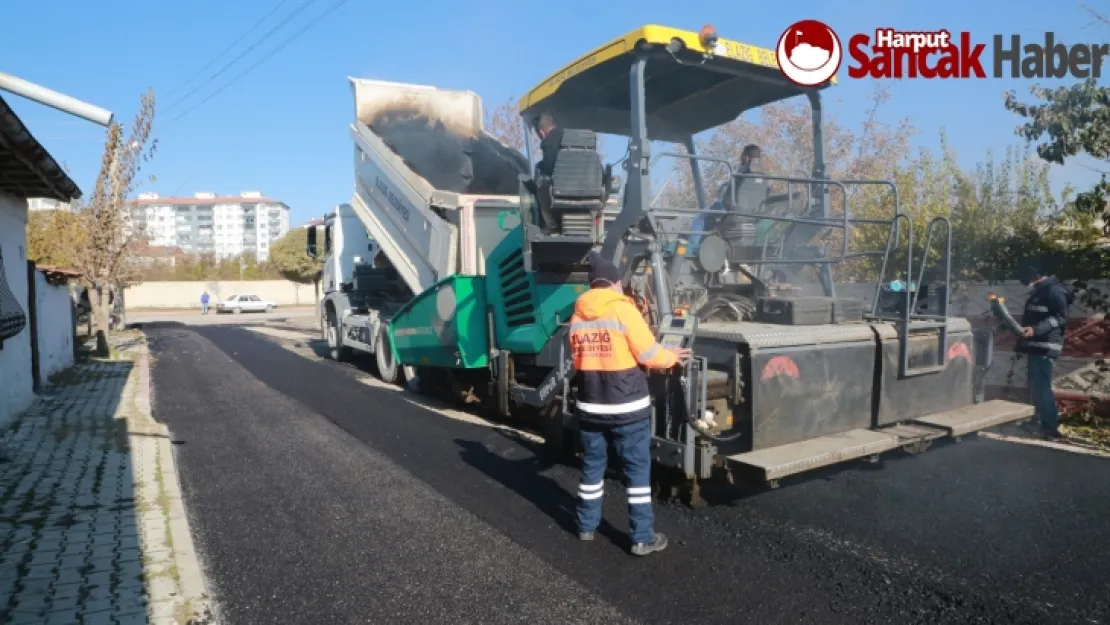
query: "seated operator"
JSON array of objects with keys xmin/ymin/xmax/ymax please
[
  {"xmin": 689, "ymin": 146, "xmax": 760, "ymax": 251},
  {"xmin": 688, "ymin": 182, "xmax": 731, "ymax": 252},
  {"xmin": 739, "ymin": 144, "xmax": 762, "ymax": 174},
  {"xmin": 532, "ymin": 113, "xmax": 565, "ymax": 236}
]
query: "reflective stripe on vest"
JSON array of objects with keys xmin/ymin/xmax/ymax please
[{"xmin": 576, "ymin": 396, "xmax": 651, "ymax": 415}]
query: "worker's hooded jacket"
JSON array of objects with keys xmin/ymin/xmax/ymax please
[
  {"xmin": 1016, "ymin": 277, "xmax": 1074, "ymax": 360},
  {"xmin": 569, "ymin": 288, "xmax": 678, "ymax": 425}
]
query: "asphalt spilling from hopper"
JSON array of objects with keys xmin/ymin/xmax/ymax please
[{"xmin": 371, "ymin": 111, "xmax": 529, "ymax": 196}]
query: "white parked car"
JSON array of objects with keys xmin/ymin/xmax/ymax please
[{"xmin": 215, "ymin": 294, "xmax": 277, "ymax": 314}]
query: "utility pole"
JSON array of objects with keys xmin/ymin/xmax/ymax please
[{"xmin": 0, "ymin": 72, "xmax": 113, "ymax": 127}]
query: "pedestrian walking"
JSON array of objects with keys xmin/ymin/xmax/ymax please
[
  {"xmin": 201, "ymin": 291, "xmax": 210, "ymax": 315},
  {"xmin": 568, "ymin": 251, "xmax": 691, "ymax": 556},
  {"xmin": 1015, "ymin": 262, "xmax": 1074, "ymax": 439}
]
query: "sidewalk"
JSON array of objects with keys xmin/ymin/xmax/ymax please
[{"xmin": 0, "ymin": 332, "xmax": 212, "ymax": 624}]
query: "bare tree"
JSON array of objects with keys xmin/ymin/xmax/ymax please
[
  {"xmin": 484, "ymin": 98, "xmax": 536, "ymax": 156},
  {"xmin": 78, "ymin": 89, "xmax": 157, "ymax": 355}
]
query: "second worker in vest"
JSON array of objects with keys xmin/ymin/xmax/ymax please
[{"xmin": 569, "ymin": 251, "xmax": 692, "ymax": 556}]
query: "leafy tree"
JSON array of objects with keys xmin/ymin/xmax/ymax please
[
  {"xmin": 1004, "ymin": 4, "xmax": 1109, "ymax": 217},
  {"xmin": 1005, "ymin": 77, "xmax": 1110, "ymax": 216},
  {"xmin": 26, "ymin": 210, "xmax": 86, "ymax": 269},
  {"xmin": 131, "ymin": 251, "xmax": 284, "ymax": 281},
  {"xmin": 1002, "ymin": 5, "xmax": 1110, "ymax": 317},
  {"xmin": 269, "ymin": 228, "xmax": 323, "ymax": 299}
]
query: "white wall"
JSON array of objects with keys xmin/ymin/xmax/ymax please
[
  {"xmin": 124, "ymin": 279, "xmax": 319, "ymax": 309},
  {"xmin": 34, "ymin": 271, "xmax": 74, "ymax": 382},
  {"xmin": 0, "ymin": 192, "xmax": 33, "ymax": 425}
]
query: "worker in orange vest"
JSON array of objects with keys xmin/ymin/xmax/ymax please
[{"xmin": 568, "ymin": 251, "xmax": 691, "ymax": 556}]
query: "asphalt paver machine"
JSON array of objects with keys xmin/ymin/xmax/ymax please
[{"xmin": 334, "ymin": 25, "xmax": 1034, "ymax": 506}]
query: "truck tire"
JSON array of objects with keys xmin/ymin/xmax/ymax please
[
  {"xmin": 327, "ymin": 311, "xmax": 353, "ymax": 362},
  {"xmin": 375, "ymin": 326, "xmax": 401, "ymax": 384},
  {"xmin": 403, "ymin": 365, "xmax": 425, "ymax": 393}
]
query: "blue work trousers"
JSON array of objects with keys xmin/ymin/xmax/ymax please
[
  {"xmin": 575, "ymin": 416, "xmax": 654, "ymax": 544},
  {"xmin": 1027, "ymin": 355, "xmax": 1060, "ymax": 434}
]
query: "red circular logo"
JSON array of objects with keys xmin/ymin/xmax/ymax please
[{"xmin": 775, "ymin": 20, "xmax": 843, "ymax": 86}]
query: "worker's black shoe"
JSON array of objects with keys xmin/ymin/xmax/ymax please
[
  {"xmin": 1041, "ymin": 428, "xmax": 1063, "ymax": 441},
  {"xmin": 1017, "ymin": 420, "xmax": 1043, "ymax": 436},
  {"xmin": 578, "ymin": 531, "xmax": 595, "ymax": 541},
  {"xmin": 630, "ymin": 533, "xmax": 667, "ymax": 556}
]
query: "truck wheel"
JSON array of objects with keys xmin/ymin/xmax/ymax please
[
  {"xmin": 398, "ymin": 365, "xmax": 422, "ymax": 393},
  {"xmin": 375, "ymin": 326, "xmax": 401, "ymax": 384},
  {"xmin": 327, "ymin": 312, "xmax": 353, "ymax": 362}
]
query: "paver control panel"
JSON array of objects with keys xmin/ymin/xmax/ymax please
[{"xmin": 657, "ymin": 313, "xmax": 697, "ymax": 352}]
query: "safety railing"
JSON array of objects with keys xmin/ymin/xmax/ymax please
[
  {"xmin": 644, "ymin": 153, "xmax": 958, "ymax": 379},
  {"xmin": 640, "ymin": 167, "xmax": 904, "ymax": 268},
  {"xmin": 637, "ymin": 153, "xmax": 959, "ymax": 379},
  {"xmin": 868, "ymin": 214, "xmax": 955, "ymax": 378}
]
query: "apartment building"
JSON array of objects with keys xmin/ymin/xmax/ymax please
[
  {"xmin": 129, "ymin": 191, "xmax": 290, "ymax": 261},
  {"xmin": 27, "ymin": 197, "xmax": 72, "ymax": 212}
]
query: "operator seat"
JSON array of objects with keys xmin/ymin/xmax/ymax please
[
  {"xmin": 543, "ymin": 128, "xmax": 611, "ymax": 238},
  {"xmin": 733, "ymin": 166, "xmax": 771, "ymax": 214}
]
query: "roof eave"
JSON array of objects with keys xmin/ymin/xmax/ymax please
[{"xmin": 0, "ymin": 95, "xmax": 82, "ymax": 201}]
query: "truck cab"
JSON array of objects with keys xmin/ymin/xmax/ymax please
[{"xmin": 319, "ymin": 204, "xmax": 381, "ymax": 297}]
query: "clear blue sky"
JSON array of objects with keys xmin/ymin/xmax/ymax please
[{"xmin": 2, "ymin": 0, "xmax": 1103, "ymax": 226}]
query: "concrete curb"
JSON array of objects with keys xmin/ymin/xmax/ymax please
[
  {"xmin": 159, "ymin": 436, "xmax": 211, "ymax": 607},
  {"xmin": 978, "ymin": 431, "xmax": 1110, "ymax": 458},
  {"xmin": 135, "ymin": 338, "xmax": 216, "ymax": 623}
]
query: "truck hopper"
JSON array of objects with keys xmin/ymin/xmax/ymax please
[{"xmin": 348, "ymin": 78, "xmax": 531, "ymax": 296}]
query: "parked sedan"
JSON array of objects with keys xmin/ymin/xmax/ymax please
[{"xmin": 215, "ymin": 294, "xmax": 277, "ymax": 314}]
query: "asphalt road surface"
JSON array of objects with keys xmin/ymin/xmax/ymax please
[
  {"xmin": 145, "ymin": 322, "xmax": 1110, "ymax": 625},
  {"xmin": 127, "ymin": 306, "xmax": 315, "ymax": 327}
]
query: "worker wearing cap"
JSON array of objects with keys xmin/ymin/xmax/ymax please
[
  {"xmin": 1015, "ymin": 262, "xmax": 1074, "ymax": 439},
  {"xmin": 568, "ymin": 251, "xmax": 691, "ymax": 556}
]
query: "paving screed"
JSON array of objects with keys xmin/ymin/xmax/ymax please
[{"xmin": 145, "ymin": 323, "xmax": 1110, "ymax": 625}]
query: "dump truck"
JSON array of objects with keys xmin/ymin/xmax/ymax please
[
  {"xmin": 310, "ymin": 79, "xmax": 566, "ymax": 382},
  {"xmin": 310, "ymin": 25, "xmax": 1034, "ymax": 506}
]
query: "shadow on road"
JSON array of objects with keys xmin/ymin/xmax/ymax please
[
  {"xmin": 696, "ymin": 436, "xmax": 977, "ymax": 508},
  {"xmin": 128, "ymin": 321, "xmax": 187, "ymax": 330},
  {"xmin": 454, "ymin": 430, "xmax": 630, "ymax": 547}
]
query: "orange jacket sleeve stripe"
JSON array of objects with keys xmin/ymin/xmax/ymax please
[{"xmin": 613, "ymin": 301, "xmax": 678, "ymax": 369}]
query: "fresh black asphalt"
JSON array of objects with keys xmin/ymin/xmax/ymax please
[{"xmin": 145, "ymin": 324, "xmax": 1110, "ymax": 624}]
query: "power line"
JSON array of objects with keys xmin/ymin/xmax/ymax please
[
  {"xmin": 162, "ymin": 0, "xmax": 326, "ymax": 114},
  {"xmin": 164, "ymin": 0, "xmax": 351, "ymax": 127},
  {"xmin": 164, "ymin": 0, "xmax": 292, "ymax": 101}
]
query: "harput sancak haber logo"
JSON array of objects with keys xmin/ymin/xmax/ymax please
[
  {"xmin": 775, "ymin": 20, "xmax": 843, "ymax": 87},
  {"xmin": 776, "ymin": 23, "xmax": 1108, "ymax": 81}
]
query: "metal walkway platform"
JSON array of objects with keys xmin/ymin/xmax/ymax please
[
  {"xmin": 727, "ymin": 399, "xmax": 1034, "ymax": 482},
  {"xmin": 912, "ymin": 399, "xmax": 1035, "ymax": 436}
]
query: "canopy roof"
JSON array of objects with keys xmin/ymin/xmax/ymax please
[
  {"xmin": 518, "ymin": 25, "xmax": 834, "ymax": 143},
  {"xmin": 0, "ymin": 94, "xmax": 81, "ymax": 201}
]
